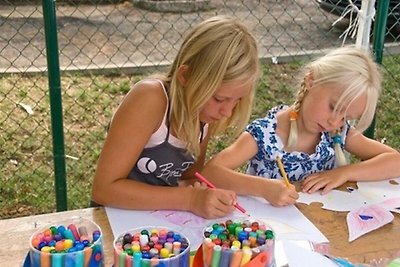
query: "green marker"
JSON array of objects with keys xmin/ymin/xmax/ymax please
[{"xmin": 211, "ymin": 245, "xmax": 221, "ymax": 267}]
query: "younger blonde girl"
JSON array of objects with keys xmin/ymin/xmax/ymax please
[{"xmin": 203, "ymin": 46, "xmax": 400, "ymax": 206}]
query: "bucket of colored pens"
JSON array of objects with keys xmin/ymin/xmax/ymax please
[
  {"xmin": 113, "ymin": 226, "xmax": 190, "ymax": 267},
  {"xmin": 29, "ymin": 217, "xmax": 104, "ymax": 267},
  {"xmin": 201, "ymin": 219, "xmax": 275, "ymax": 267}
]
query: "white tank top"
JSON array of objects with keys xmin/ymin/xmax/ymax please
[{"xmin": 145, "ymin": 79, "xmax": 208, "ymax": 148}]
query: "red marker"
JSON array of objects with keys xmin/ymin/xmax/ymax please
[{"xmin": 194, "ymin": 172, "xmax": 249, "ymax": 216}]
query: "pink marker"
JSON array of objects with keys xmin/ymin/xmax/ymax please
[{"xmin": 194, "ymin": 172, "xmax": 250, "ymax": 216}]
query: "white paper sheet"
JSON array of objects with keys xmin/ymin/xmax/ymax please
[
  {"xmin": 298, "ymin": 189, "xmax": 369, "ymax": 211},
  {"xmin": 298, "ymin": 178, "xmax": 400, "ymax": 212},
  {"xmin": 106, "ymin": 195, "xmax": 328, "ymax": 252},
  {"xmin": 282, "ymin": 240, "xmax": 338, "ymax": 267}
]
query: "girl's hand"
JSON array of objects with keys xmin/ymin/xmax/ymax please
[
  {"xmin": 189, "ymin": 187, "xmax": 236, "ymax": 219},
  {"xmin": 301, "ymin": 169, "xmax": 348, "ymax": 195},
  {"xmin": 264, "ymin": 180, "xmax": 298, "ymax": 207}
]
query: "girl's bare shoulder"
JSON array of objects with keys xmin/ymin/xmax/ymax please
[{"xmin": 124, "ymin": 79, "xmax": 168, "ymax": 107}]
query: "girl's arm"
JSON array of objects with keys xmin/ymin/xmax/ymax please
[
  {"xmin": 91, "ymin": 80, "xmax": 236, "ymax": 218},
  {"xmin": 342, "ymin": 129, "xmax": 400, "ymax": 181},
  {"xmin": 302, "ymin": 129, "xmax": 400, "ymax": 194},
  {"xmin": 203, "ymin": 132, "xmax": 298, "ymax": 206}
]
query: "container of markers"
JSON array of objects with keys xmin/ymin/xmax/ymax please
[
  {"xmin": 201, "ymin": 219, "xmax": 275, "ymax": 267},
  {"xmin": 113, "ymin": 226, "xmax": 191, "ymax": 267},
  {"xmin": 29, "ymin": 217, "xmax": 104, "ymax": 267}
]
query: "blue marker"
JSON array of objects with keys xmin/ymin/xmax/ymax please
[
  {"xmin": 65, "ymin": 252, "xmax": 76, "ymax": 267},
  {"xmin": 75, "ymin": 250, "xmax": 85, "ymax": 267},
  {"xmin": 133, "ymin": 251, "xmax": 142, "ymax": 267},
  {"xmin": 88, "ymin": 244, "xmax": 103, "ymax": 267},
  {"xmin": 325, "ymin": 255, "xmax": 363, "ymax": 267},
  {"xmin": 30, "ymin": 250, "xmax": 40, "ymax": 267},
  {"xmin": 51, "ymin": 252, "xmax": 63, "ymax": 267},
  {"xmin": 219, "ymin": 247, "xmax": 231, "ymax": 267},
  {"xmin": 63, "ymin": 229, "xmax": 75, "ymax": 241},
  {"xmin": 154, "ymin": 260, "xmax": 168, "ymax": 267},
  {"xmin": 180, "ymin": 249, "xmax": 190, "ymax": 267}
]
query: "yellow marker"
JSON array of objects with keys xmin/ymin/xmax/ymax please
[
  {"xmin": 276, "ymin": 156, "xmax": 290, "ymax": 187},
  {"xmin": 240, "ymin": 247, "xmax": 252, "ymax": 266},
  {"xmin": 159, "ymin": 248, "xmax": 170, "ymax": 258},
  {"xmin": 231, "ymin": 240, "xmax": 241, "ymax": 249}
]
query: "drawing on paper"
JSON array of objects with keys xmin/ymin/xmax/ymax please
[{"xmin": 347, "ymin": 204, "xmax": 394, "ymax": 242}]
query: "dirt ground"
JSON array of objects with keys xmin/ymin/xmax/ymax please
[{"xmin": 0, "ymin": 0, "xmax": 351, "ymax": 74}]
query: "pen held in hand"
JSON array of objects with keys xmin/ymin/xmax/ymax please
[
  {"xmin": 194, "ymin": 172, "xmax": 249, "ymax": 216},
  {"xmin": 276, "ymin": 156, "xmax": 291, "ymax": 187}
]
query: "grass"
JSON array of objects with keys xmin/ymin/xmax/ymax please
[{"xmin": 1, "ymin": 58, "xmax": 399, "ymax": 219}]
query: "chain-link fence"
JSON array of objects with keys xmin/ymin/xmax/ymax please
[{"xmin": 1, "ymin": 0, "xmax": 399, "ymax": 218}]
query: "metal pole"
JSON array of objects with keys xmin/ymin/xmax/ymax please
[
  {"xmin": 42, "ymin": 0, "xmax": 67, "ymax": 211},
  {"xmin": 372, "ymin": 0, "xmax": 390, "ymax": 64},
  {"xmin": 365, "ymin": 0, "xmax": 390, "ymax": 139},
  {"xmin": 356, "ymin": 0, "xmax": 375, "ymax": 49}
]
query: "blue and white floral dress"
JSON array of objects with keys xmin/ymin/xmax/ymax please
[{"xmin": 245, "ymin": 105, "xmax": 350, "ymax": 182}]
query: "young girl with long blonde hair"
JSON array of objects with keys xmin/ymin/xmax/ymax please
[{"xmin": 203, "ymin": 46, "xmax": 400, "ymax": 206}]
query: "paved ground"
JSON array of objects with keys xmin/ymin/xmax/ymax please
[{"xmin": 0, "ymin": 0, "xmax": 379, "ymax": 74}]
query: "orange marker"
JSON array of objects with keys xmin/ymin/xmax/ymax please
[
  {"xmin": 229, "ymin": 246, "xmax": 243, "ymax": 267},
  {"xmin": 113, "ymin": 249, "xmax": 120, "ymax": 267},
  {"xmin": 40, "ymin": 251, "xmax": 50, "ymax": 267},
  {"xmin": 78, "ymin": 226, "xmax": 89, "ymax": 242},
  {"xmin": 83, "ymin": 246, "xmax": 93, "ymax": 266},
  {"xmin": 204, "ymin": 238, "xmax": 214, "ymax": 266}
]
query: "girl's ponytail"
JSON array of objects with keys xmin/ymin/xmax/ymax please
[
  {"xmin": 333, "ymin": 131, "xmax": 347, "ymax": 166},
  {"xmin": 287, "ymin": 111, "xmax": 298, "ymax": 149}
]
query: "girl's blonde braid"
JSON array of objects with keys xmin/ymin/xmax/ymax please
[
  {"xmin": 287, "ymin": 80, "xmax": 307, "ymax": 149},
  {"xmin": 332, "ymin": 129, "xmax": 347, "ymax": 166}
]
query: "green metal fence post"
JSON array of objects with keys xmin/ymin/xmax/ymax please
[
  {"xmin": 42, "ymin": 0, "xmax": 67, "ymax": 211},
  {"xmin": 365, "ymin": 0, "xmax": 390, "ymax": 139},
  {"xmin": 372, "ymin": 0, "xmax": 390, "ymax": 64}
]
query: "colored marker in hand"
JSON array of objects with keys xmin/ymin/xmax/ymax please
[{"xmin": 194, "ymin": 172, "xmax": 249, "ymax": 216}]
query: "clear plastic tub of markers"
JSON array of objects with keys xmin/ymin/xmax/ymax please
[
  {"xmin": 201, "ymin": 218, "xmax": 275, "ymax": 267},
  {"xmin": 113, "ymin": 226, "xmax": 191, "ymax": 267},
  {"xmin": 29, "ymin": 217, "xmax": 104, "ymax": 267}
]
